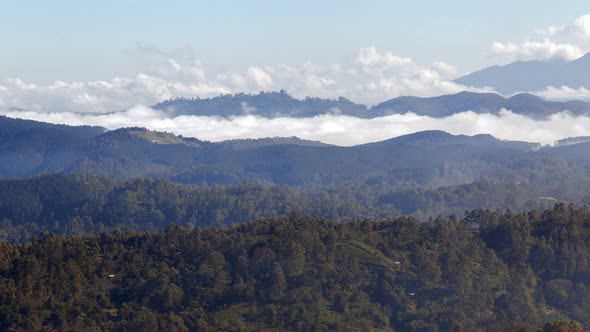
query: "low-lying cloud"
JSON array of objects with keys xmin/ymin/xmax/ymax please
[
  {"xmin": 534, "ymin": 85, "xmax": 590, "ymax": 100},
  {"xmin": 0, "ymin": 46, "xmax": 488, "ymax": 114},
  {"xmin": 2, "ymin": 106, "xmax": 589, "ymax": 146}
]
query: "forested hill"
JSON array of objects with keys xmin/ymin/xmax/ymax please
[
  {"xmin": 0, "ymin": 205, "xmax": 588, "ymax": 331},
  {"xmin": 0, "ymin": 173, "xmax": 587, "ymax": 243},
  {"xmin": 0, "ymin": 115, "xmax": 557, "ymax": 187},
  {"xmin": 0, "ymin": 115, "xmax": 106, "ymax": 176},
  {"xmin": 153, "ymin": 90, "xmax": 590, "ymax": 119},
  {"xmin": 7, "ymin": 115, "xmax": 590, "ymax": 190}
]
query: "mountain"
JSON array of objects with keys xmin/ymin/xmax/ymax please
[
  {"xmin": 153, "ymin": 90, "xmax": 368, "ymax": 117},
  {"xmin": 153, "ymin": 90, "xmax": 590, "ymax": 119},
  {"xmin": 455, "ymin": 52, "xmax": 590, "ymax": 95},
  {"xmin": 555, "ymin": 136, "xmax": 590, "ymax": 147},
  {"xmin": 10, "ymin": 116, "xmax": 590, "ymax": 191},
  {"xmin": 2, "ymin": 123, "xmax": 590, "ymax": 240},
  {"xmin": 71, "ymin": 126, "xmax": 547, "ymax": 187},
  {"xmin": 0, "ymin": 115, "xmax": 106, "ymax": 176},
  {"xmin": 371, "ymin": 91, "xmax": 590, "ymax": 118},
  {"xmin": 0, "ymin": 116, "xmax": 569, "ymax": 189}
]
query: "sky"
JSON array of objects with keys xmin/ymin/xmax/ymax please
[
  {"xmin": 2, "ymin": 1, "xmax": 590, "ymax": 145},
  {"xmin": 2, "ymin": 1, "xmax": 589, "ymax": 83}
]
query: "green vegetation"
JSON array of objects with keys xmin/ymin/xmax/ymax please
[
  {"xmin": 3, "ymin": 116, "xmax": 590, "ymax": 330},
  {"xmin": 1, "ymin": 173, "xmax": 584, "ymax": 243},
  {"xmin": 1, "ymin": 205, "xmax": 589, "ymax": 330}
]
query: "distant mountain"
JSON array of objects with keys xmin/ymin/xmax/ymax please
[
  {"xmin": 548, "ymin": 140, "xmax": 590, "ymax": 164},
  {"xmin": 154, "ymin": 90, "xmax": 590, "ymax": 119},
  {"xmin": 370, "ymin": 91, "xmax": 590, "ymax": 118},
  {"xmin": 555, "ymin": 136, "xmax": 590, "ymax": 147},
  {"xmin": 13, "ymin": 116, "xmax": 590, "ymax": 191},
  {"xmin": 455, "ymin": 52, "xmax": 590, "ymax": 95},
  {"xmin": 153, "ymin": 90, "xmax": 368, "ymax": 117},
  {"xmin": 0, "ymin": 116, "xmax": 566, "ymax": 188}
]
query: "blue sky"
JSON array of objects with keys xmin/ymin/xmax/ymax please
[{"xmin": 2, "ymin": 1, "xmax": 588, "ymax": 83}]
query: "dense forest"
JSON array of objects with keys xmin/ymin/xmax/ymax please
[
  {"xmin": 1, "ymin": 205, "xmax": 589, "ymax": 331},
  {"xmin": 2, "ymin": 116, "xmax": 590, "ymax": 331},
  {"xmin": 0, "ymin": 174, "xmax": 577, "ymax": 243}
]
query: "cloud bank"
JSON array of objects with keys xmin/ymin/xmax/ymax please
[
  {"xmin": 0, "ymin": 46, "xmax": 487, "ymax": 115},
  {"xmin": 3, "ymin": 15, "xmax": 590, "ymax": 146},
  {"xmin": 491, "ymin": 15, "xmax": 590, "ymax": 61},
  {"xmin": 491, "ymin": 39, "xmax": 584, "ymax": 61},
  {"xmin": 2, "ymin": 106, "xmax": 589, "ymax": 146},
  {"xmin": 534, "ymin": 85, "xmax": 590, "ymax": 101}
]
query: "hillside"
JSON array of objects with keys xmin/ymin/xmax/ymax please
[
  {"xmin": 0, "ymin": 116, "xmax": 106, "ymax": 176},
  {"xmin": 2, "ymin": 173, "xmax": 589, "ymax": 243},
  {"xmin": 1, "ymin": 206, "xmax": 588, "ymax": 330},
  {"xmin": 4, "ymin": 117, "xmax": 590, "ymax": 189}
]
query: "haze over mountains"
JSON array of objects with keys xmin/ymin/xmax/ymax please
[
  {"xmin": 4, "ymin": 114, "xmax": 590, "ymax": 190},
  {"xmin": 154, "ymin": 90, "xmax": 590, "ymax": 119},
  {"xmin": 455, "ymin": 52, "xmax": 590, "ymax": 96},
  {"xmin": 5, "ymin": 51, "xmax": 590, "ymax": 148},
  {"xmin": 154, "ymin": 52, "xmax": 590, "ymax": 120}
]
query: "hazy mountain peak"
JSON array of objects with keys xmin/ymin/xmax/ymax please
[
  {"xmin": 149, "ymin": 88, "xmax": 590, "ymax": 120},
  {"xmin": 507, "ymin": 93, "xmax": 545, "ymax": 102},
  {"xmin": 455, "ymin": 52, "xmax": 590, "ymax": 94},
  {"xmin": 572, "ymin": 51, "xmax": 590, "ymax": 63}
]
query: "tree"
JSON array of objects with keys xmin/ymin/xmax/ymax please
[{"xmin": 543, "ymin": 320, "xmax": 583, "ymax": 332}]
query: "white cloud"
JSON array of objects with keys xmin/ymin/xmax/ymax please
[
  {"xmin": 247, "ymin": 67, "xmax": 273, "ymax": 88},
  {"xmin": 431, "ymin": 61, "xmax": 458, "ymax": 78},
  {"xmin": 3, "ymin": 106, "xmax": 589, "ymax": 146},
  {"xmin": 0, "ymin": 57, "xmax": 232, "ymax": 114},
  {"xmin": 534, "ymin": 85, "xmax": 590, "ymax": 100},
  {"xmin": 0, "ymin": 46, "xmax": 485, "ymax": 112},
  {"xmin": 304, "ymin": 74, "xmax": 335, "ymax": 89},
  {"xmin": 539, "ymin": 15, "xmax": 590, "ymax": 39},
  {"xmin": 491, "ymin": 39, "xmax": 584, "ymax": 61},
  {"xmin": 357, "ymin": 46, "xmax": 414, "ymax": 67},
  {"xmin": 492, "ymin": 15, "xmax": 590, "ymax": 62},
  {"xmin": 572, "ymin": 15, "xmax": 590, "ymax": 38}
]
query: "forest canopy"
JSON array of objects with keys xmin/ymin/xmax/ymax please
[
  {"xmin": 1, "ymin": 204, "xmax": 589, "ymax": 331},
  {"xmin": 0, "ymin": 173, "xmax": 571, "ymax": 243}
]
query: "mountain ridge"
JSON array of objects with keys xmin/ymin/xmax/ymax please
[
  {"xmin": 152, "ymin": 90, "xmax": 590, "ymax": 119},
  {"xmin": 0, "ymin": 115, "xmax": 567, "ymax": 189},
  {"xmin": 455, "ymin": 51, "xmax": 590, "ymax": 95}
]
